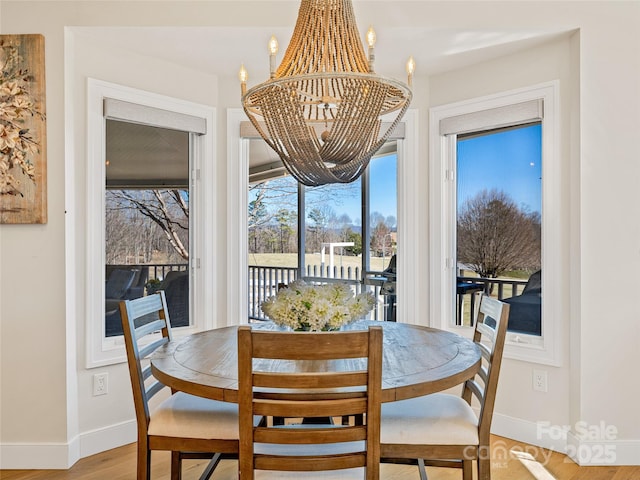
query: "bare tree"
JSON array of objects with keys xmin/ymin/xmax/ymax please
[
  {"xmin": 248, "ymin": 183, "xmax": 272, "ymax": 229},
  {"xmin": 338, "ymin": 213, "xmax": 352, "ymax": 227},
  {"xmin": 370, "ymin": 219, "xmax": 391, "ymax": 257},
  {"xmin": 457, "ymin": 189, "xmax": 541, "ymax": 278},
  {"xmin": 385, "ymin": 215, "xmax": 397, "ymax": 229},
  {"xmin": 107, "ymin": 189, "xmax": 189, "ymax": 260},
  {"xmin": 248, "ymin": 176, "xmax": 360, "ymax": 254}
]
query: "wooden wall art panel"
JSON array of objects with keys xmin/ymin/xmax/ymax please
[{"xmin": 0, "ymin": 34, "xmax": 47, "ymax": 224}]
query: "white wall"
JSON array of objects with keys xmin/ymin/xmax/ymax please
[
  {"xmin": 570, "ymin": 5, "xmax": 640, "ymax": 458},
  {"xmin": 69, "ymin": 34, "xmax": 220, "ymax": 447},
  {"xmin": 1, "ymin": 0, "xmax": 638, "ymax": 469},
  {"xmin": 428, "ymin": 35, "xmax": 576, "ymax": 450}
]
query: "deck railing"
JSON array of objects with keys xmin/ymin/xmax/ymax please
[
  {"xmin": 109, "ymin": 263, "xmax": 527, "ymax": 326},
  {"xmin": 148, "ymin": 263, "xmax": 189, "ymax": 281},
  {"xmin": 248, "ymin": 264, "xmax": 391, "ymax": 322},
  {"xmin": 248, "ymin": 268, "xmax": 529, "ymax": 325},
  {"xmin": 106, "ymin": 263, "xmax": 188, "ymax": 284},
  {"xmin": 457, "ymin": 275, "xmax": 528, "ymax": 326}
]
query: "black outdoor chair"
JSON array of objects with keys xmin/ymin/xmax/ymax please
[{"xmin": 503, "ymin": 270, "xmax": 541, "ymax": 335}]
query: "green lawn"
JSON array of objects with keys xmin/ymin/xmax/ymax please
[{"xmin": 248, "ymin": 253, "xmax": 391, "ymax": 272}]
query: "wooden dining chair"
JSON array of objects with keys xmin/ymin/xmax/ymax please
[
  {"xmin": 380, "ymin": 295, "xmax": 510, "ymax": 480},
  {"xmin": 237, "ymin": 325, "xmax": 383, "ymax": 479},
  {"xmin": 120, "ymin": 292, "xmax": 239, "ymax": 480}
]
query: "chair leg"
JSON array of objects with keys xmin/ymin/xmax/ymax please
[
  {"xmin": 417, "ymin": 458, "xmax": 428, "ymax": 480},
  {"xmin": 138, "ymin": 447, "xmax": 150, "ymax": 480},
  {"xmin": 171, "ymin": 451, "xmax": 181, "ymax": 480},
  {"xmin": 199, "ymin": 453, "xmax": 223, "ymax": 480},
  {"xmin": 478, "ymin": 457, "xmax": 491, "ymax": 480},
  {"xmin": 462, "ymin": 459, "xmax": 473, "ymax": 480}
]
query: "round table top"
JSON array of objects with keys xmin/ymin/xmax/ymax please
[{"xmin": 151, "ymin": 320, "xmax": 481, "ymax": 404}]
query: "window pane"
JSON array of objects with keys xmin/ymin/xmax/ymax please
[
  {"xmin": 104, "ymin": 189, "xmax": 190, "ymax": 336},
  {"xmin": 366, "ymin": 153, "xmax": 398, "ymax": 321},
  {"xmin": 304, "ymin": 182, "xmax": 362, "ymax": 280},
  {"xmin": 367, "ymin": 153, "xmax": 398, "ymax": 272},
  {"xmin": 248, "ymin": 176, "xmax": 299, "ymax": 320},
  {"xmin": 247, "ymin": 146, "xmax": 398, "ymax": 323},
  {"xmin": 456, "ymin": 124, "xmax": 542, "ymax": 335},
  {"xmin": 104, "ymin": 120, "xmax": 190, "ymax": 337}
]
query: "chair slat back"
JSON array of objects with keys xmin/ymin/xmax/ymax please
[
  {"xmin": 120, "ymin": 292, "xmax": 172, "ymax": 431},
  {"xmin": 238, "ymin": 326, "xmax": 382, "ymax": 480},
  {"xmin": 462, "ymin": 295, "xmax": 510, "ymax": 443}
]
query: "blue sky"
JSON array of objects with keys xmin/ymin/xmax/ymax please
[
  {"xmin": 457, "ymin": 123, "xmax": 542, "ymax": 214},
  {"xmin": 331, "ymin": 123, "xmax": 542, "ymax": 223},
  {"xmin": 299, "ymin": 153, "xmax": 397, "ymax": 226},
  {"xmin": 327, "ymin": 124, "xmax": 541, "ymax": 222},
  {"xmin": 253, "ymin": 123, "xmax": 541, "ymax": 223},
  {"xmin": 369, "ymin": 154, "xmax": 398, "ymax": 220}
]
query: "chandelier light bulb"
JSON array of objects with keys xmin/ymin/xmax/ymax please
[
  {"xmin": 239, "ymin": 64, "xmax": 248, "ymax": 95},
  {"xmin": 268, "ymin": 35, "xmax": 279, "ymax": 78},
  {"xmin": 406, "ymin": 56, "xmax": 415, "ymax": 86},
  {"xmin": 268, "ymin": 35, "xmax": 279, "ymax": 55},
  {"xmin": 366, "ymin": 26, "xmax": 376, "ymax": 72},
  {"xmin": 366, "ymin": 26, "xmax": 376, "ymax": 47}
]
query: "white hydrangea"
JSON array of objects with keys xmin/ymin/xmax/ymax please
[{"xmin": 261, "ymin": 279, "xmax": 376, "ymax": 331}]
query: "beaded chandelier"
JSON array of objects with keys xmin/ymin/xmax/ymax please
[{"xmin": 240, "ymin": 0, "xmax": 414, "ymax": 186}]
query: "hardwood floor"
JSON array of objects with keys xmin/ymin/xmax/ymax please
[{"xmin": 1, "ymin": 435, "xmax": 638, "ymax": 480}]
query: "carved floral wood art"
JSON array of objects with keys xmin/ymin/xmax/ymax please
[{"xmin": 0, "ymin": 34, "xmax": 47, "ymax": 224}]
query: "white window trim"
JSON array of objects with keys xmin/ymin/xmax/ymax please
[
  {"xmin": 227, "ymin": 108, "xmax": 420, "ymax": 326},
  {"xmin": 86, "ymin": 78, "xmax": 216, "ymax": 368},
  {"xmin": 429, "ymin": 81, "xmax": 562, "ymax": 366}
]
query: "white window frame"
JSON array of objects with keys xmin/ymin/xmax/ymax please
[
  {"xmin": 227, "ymin": 108, "xmax": 420, "ymax": 327},
  {"xmin": 429, "ymin": 81, "xmax": 562, "ymax": 366},
  {"xmin": 86, "ymin": 79, "xmax": 216, "ymax": 368}
]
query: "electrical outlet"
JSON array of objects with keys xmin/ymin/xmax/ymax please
[
  {"xmin": 533, "ymin": 369, "xmax": 548, "ymax": 392},
  {"xmin": 93, "ymin": 373, "xmax": 109, "ymax": 396}
]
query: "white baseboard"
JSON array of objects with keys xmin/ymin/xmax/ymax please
[
  {"xmin": 3, "ymin": 415, "xmax": 638, "ymax": 469},
  {"xmin": 491, "ymin": 412, "xmax": 568, "ymax": 454},
  {"xmin": 491, "ymin": 412, "xmax": 640, "ymax": 466},
  {"xmin": 0, "ymin": 441, "xmax": 78, "ymax": 470},
  {"xmin": 566, "ymin": 430, "xmax": 640, "ymax": 466},
  {"xmin": 79, "ymin": 419, "xmax": 137, "ymax": 459},
  {"xmin": 0, "ymin": 420, "xmax": 136, "ymax": 470}
]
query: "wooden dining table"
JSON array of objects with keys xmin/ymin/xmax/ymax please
[{"xmin": 150, "ymin": 320, "xmax": 481, "ymax": 404}]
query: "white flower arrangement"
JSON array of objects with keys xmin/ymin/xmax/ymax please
[{"xmin": 261, "ymin": 279, "xmax": 376, "ymax": 332}]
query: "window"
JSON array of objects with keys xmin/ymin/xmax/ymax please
[
  {"xmin": 104, "ymin": 121, "xmax": 191, "ymax": 337},
  {"xmin": 230, "ymin": 109, "xmax": 419, "ymax": 327},
  {"xmin": 86, "ymin": 79, "xmax": 216, "ymax": 368},
  {"xmin": 429, "ymin": 82, "xmax": 561, "ymax": 365},
  {"xmin": 246, "ymin": 149, "xmax": 398, "ymax": 322},
  {"xmin": 456, "ymin": 124, "xmax": 542, "ymax": 336}
]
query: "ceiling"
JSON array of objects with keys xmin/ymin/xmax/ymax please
[
  {"xmin": 76, "ymin": 25, "xmax": 566, "ymax": 82},
  {"xmin": 91, "ymin": 23, "xmax": 568, "ymax": 187}
]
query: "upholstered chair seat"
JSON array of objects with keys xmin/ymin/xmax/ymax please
[
  {"xmin": 381, "ymin": 394, "xmax": 479, "ymax": 446},
  {"xmin": 254, "ymin": 468, "xmax": 365, "ymax": 479},
  {"xmin": 148, "ymin": 392, "xmax": 239, "ymax": 440}
]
